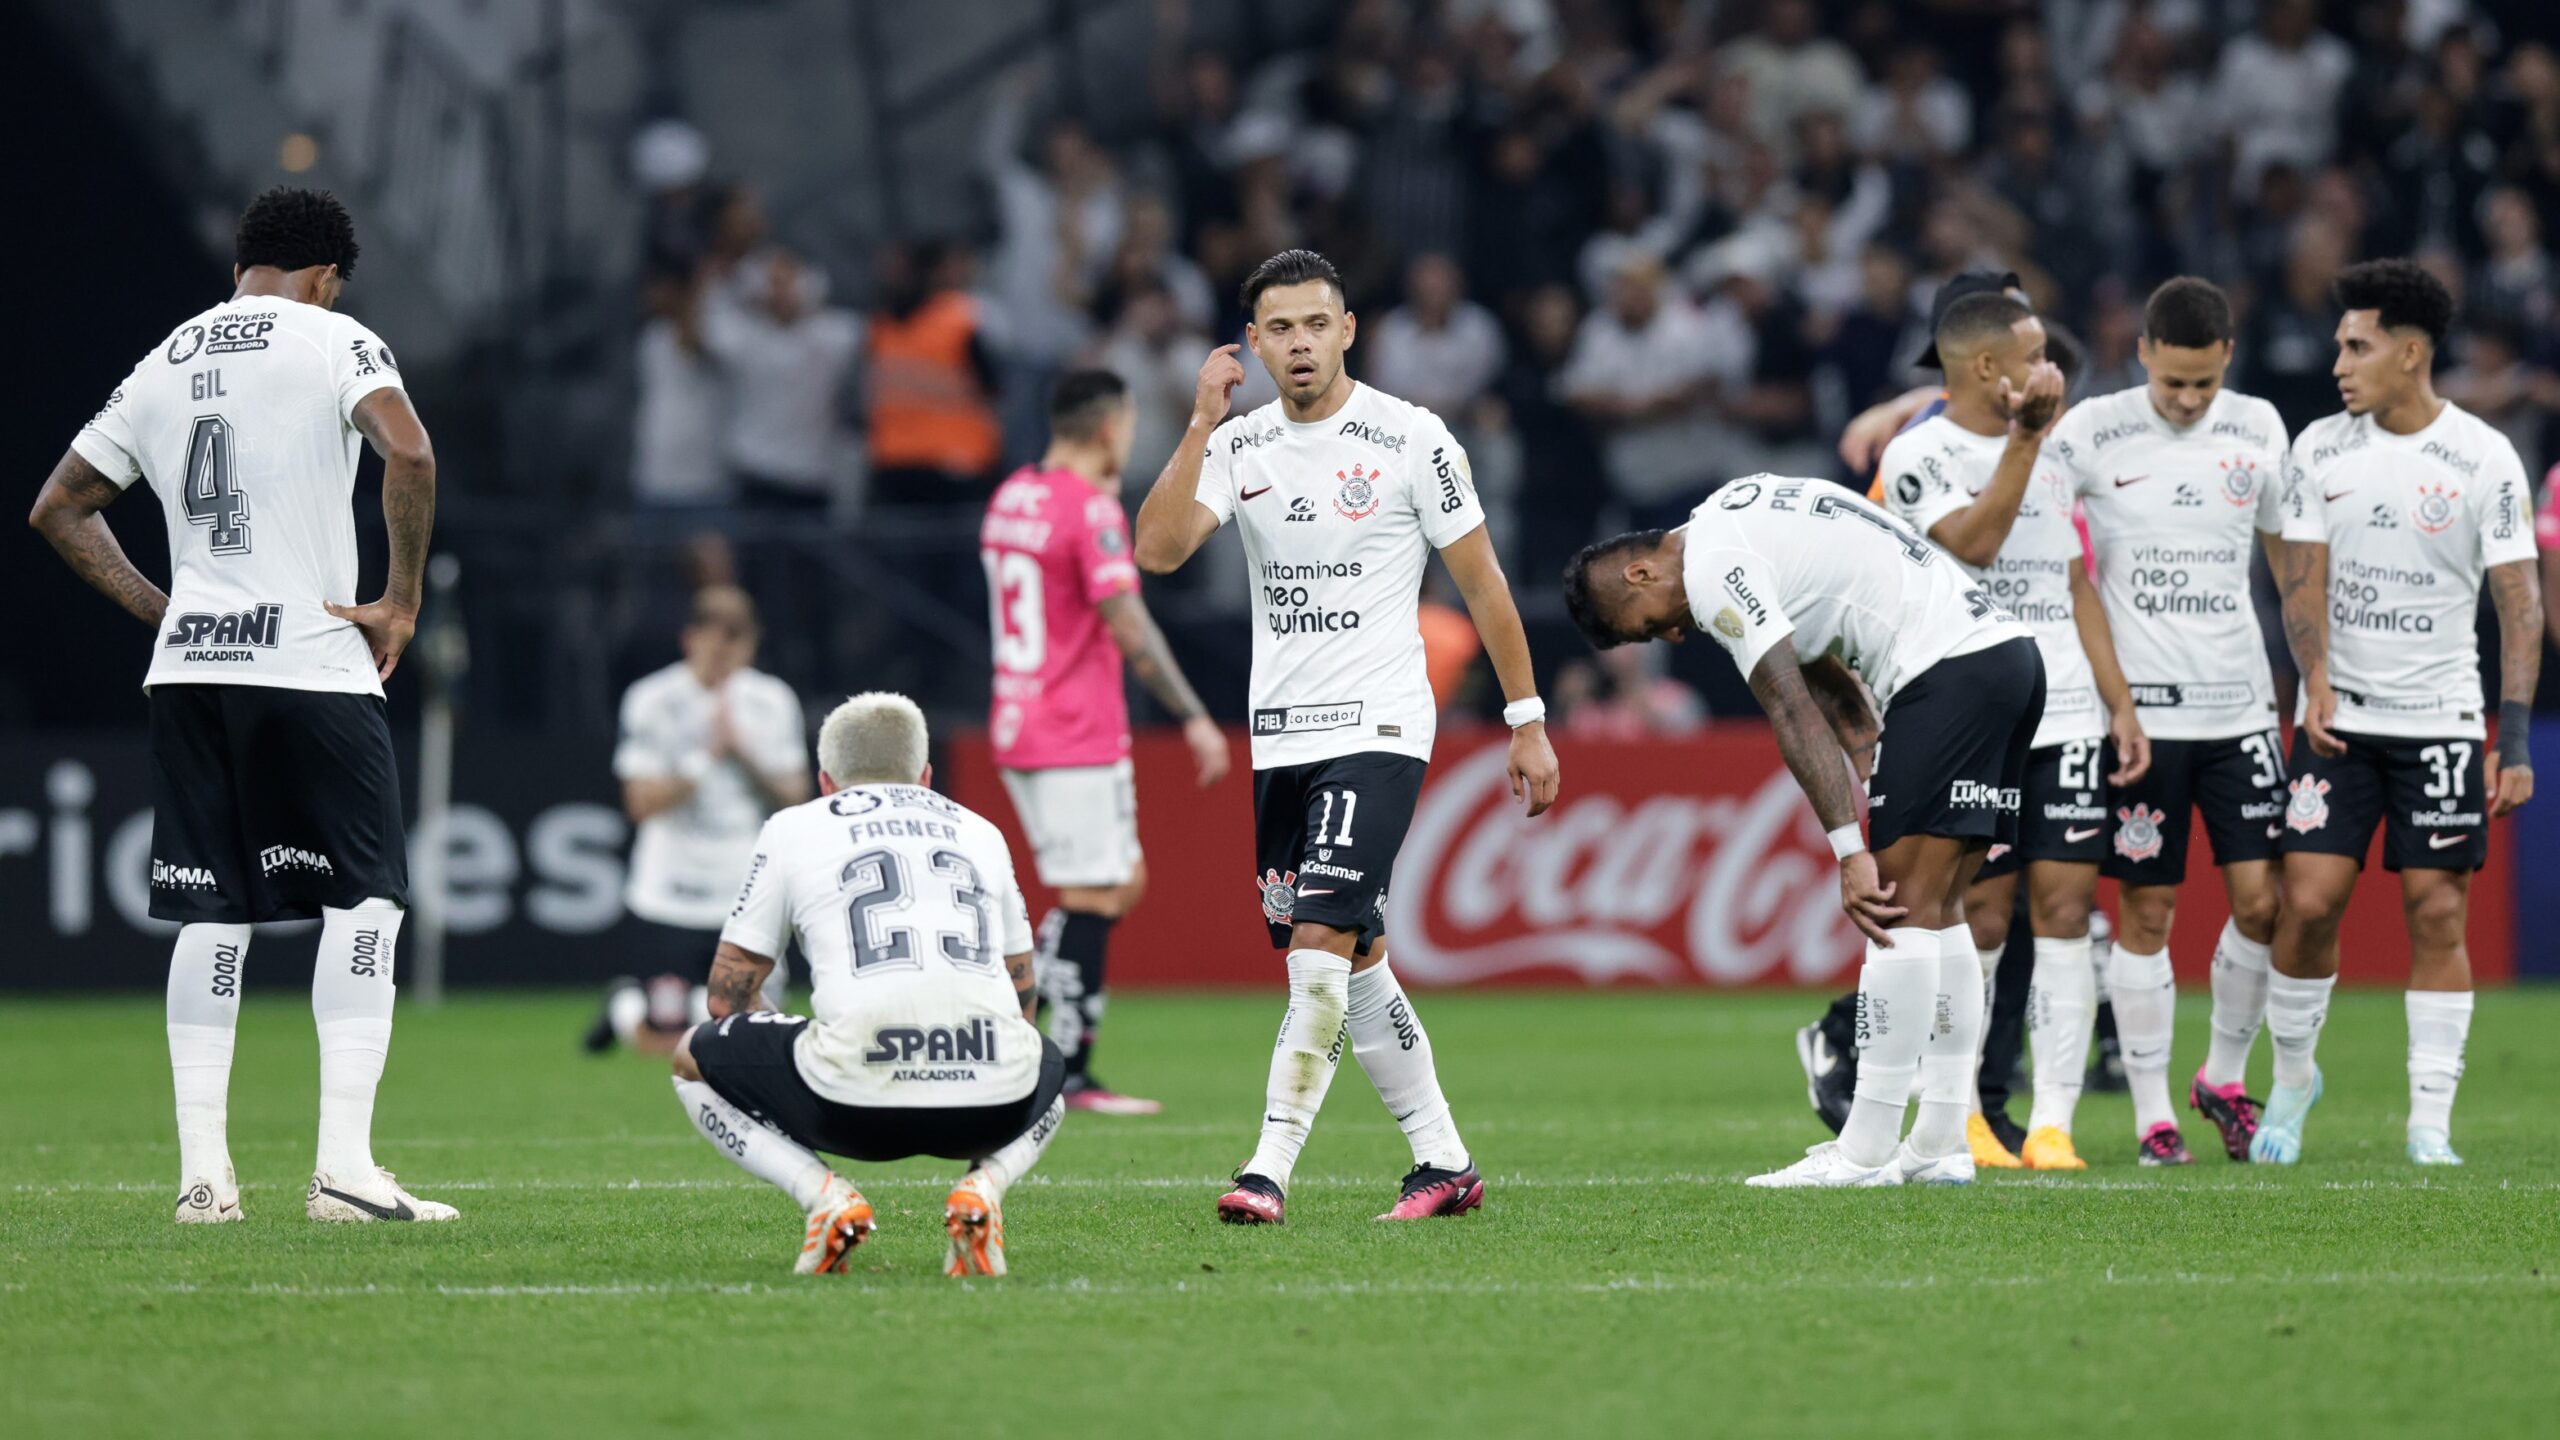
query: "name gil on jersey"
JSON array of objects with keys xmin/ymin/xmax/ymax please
[{"xmin": 166, "ymin": 604, "xmax": 281, "ymax": 650}]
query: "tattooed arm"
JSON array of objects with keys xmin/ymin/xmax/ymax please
[
  {"xmin": 2486, "ymin": 558, "xmax": 2542, "ymax": 817},
  {"xmin": 327, "ymin": 387, "xmax": 437, "ymax": 680},
  {"xmin": 1006, "ymin": 948, "xmax": 1036, "ymax": 1022},
  {"xmin": 704, "ymin": 942, "xmax": 777, "ymax": 1018},
  {"xmin": 1799, "ymin": 654, "xmax": 1880, "ymax": 783},
  {"xmin": 1101, "ymin": 590, "xmax": 1230, "ymax": 787},
  {"xmin": 1749, "ymin": 637, "xmax": 1907, "ymax": 944},
  {"xmin": 2272, "ymin": 535, "xmax": 2341, "ymax": 756},
  {"xmin": 27, "ymin": 449, "xmax": 167, "ymax": 626}
]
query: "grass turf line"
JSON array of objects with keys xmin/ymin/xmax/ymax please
[{"xmin": 2, "ymin": 988, "xmax": 2554, "ymax": 1439}]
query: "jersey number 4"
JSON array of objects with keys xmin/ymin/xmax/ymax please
[{"xmin": 183, "ymin": 414, "xmax": 251, "ymax": 554}]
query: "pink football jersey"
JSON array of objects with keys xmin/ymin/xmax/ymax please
[{"xmin": 981, "ymin": 465, "xmax": 1140, "ymax": 769}]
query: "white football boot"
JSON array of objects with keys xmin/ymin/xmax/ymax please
[
  {"xmin": 943, "ymin": 1172, "xmax": 1007, "ymax": 1277},
  {"xmin": 2406, "ymin": 1128, "xmax": 2464, "ymax": 1166},
  {"xmin": 307, "ymin": 1168, "xmax": 460, "ymax": 1223},
  {"xmin": 1893, "ymin": 1141, "xmax": 1976, "ymax": 1186},
  {"xmin": 795, "ymin": 1174, "xmax": 875, "ymax": 1275},
  {"xmin": 174, "ymin": 1168, "xmax": 242, "ymax": 1224},
  {"xmin": 1745, "ymin": 1141, "xmax": 1905, "ymax": 1188}
]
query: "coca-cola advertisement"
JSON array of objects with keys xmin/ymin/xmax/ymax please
[{"xmin": 946, "ymin": 725, "xmax": 2517, "ymax": 989}]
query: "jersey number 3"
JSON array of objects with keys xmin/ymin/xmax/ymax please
[{"xmin": 184, "ymin": 414, "xmax": 251, "ymax": 554}]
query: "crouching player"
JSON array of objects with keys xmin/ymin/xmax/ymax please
[{"xmin": 671, "ymin": 693, "xmax": 1067, "ymax": 1275}]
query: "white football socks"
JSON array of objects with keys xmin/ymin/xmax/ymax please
[
  {"xmin": 971, "ymin": 1096, "xmax": 1065, "ymax": 1202},
  {"xmin": 311, "ymin": 898, "xmax": 402, "ymax": 1179},
  {"xmin": 1970, "ymin": 943, "xmax": 2004, "ymax": 1115},
  {"xmin": 673, "ymin": 1076, "xmax": 834, "ymax": 1210},
  {"xmin": 2405, "ymin": 990, "xmax": 2473, "ymax": 1137},
  {"xmin": 2266, "ymin": 970, "xmax": 2336, "ymax": 1090},
  {"xmin": 2204, "ymin": 919, "xmax": 2271, "ymax": 1087},
  {"xmin": 1838, "ymin": 937, "xmax": 1935, "ymax": 1168},
  {"xmin": 1908, "ymin": 925, "xmax": 1986, "ymax": 1159},
  {"xmin": 1344, "ymin": 960, "xmax": 1468, "ymax": 1171},
  {"xmin": 167, "ymin": 923, "xmax": 250, "ymax": 1187},
  {"xmin": 2025, "ymin": 934, "xmax": 2095, "ymax": 1134},
  {"xmin": 1241, "ymin": 949, "xmax": 1350, "ymax": 1188},
  {"xmin": 2108, "ymin": 942, "xmax": 2177, "ymax": 1134}
]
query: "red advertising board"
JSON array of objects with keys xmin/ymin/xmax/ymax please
[{"xmin": 945, "ymin": 725, "xmax": 2512, "ymax": 988}]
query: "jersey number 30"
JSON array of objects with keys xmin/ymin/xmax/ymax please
[{"xmin": 183, "ymin": 414, "xmax": 251, "ymax": 554}]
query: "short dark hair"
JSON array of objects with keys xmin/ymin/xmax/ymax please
[
  {"xmin": 1934, "ymin": 292, "xmax": 2035, "ymax": 362},
  {"xmin": 2332, "ymin": 258, "xmax": 2454, "ymax": 349},
  {"xmin": 2144, "ymin": 276, "xmax": 2233, "ymax": 347},
  {"xmin": 235, "ymin": 186, "xmax": 360, "ymax": 278},
  {"xmin": 1047, "ymin": 368, "xmax": 1130, "ymax": 440},
  {"xmin": 1561, "ymin": 529, "xmax": 1669, "ymax": 651},
  {"xmin": 1241, "ymin": 248, "xmax": 1345, "ymax": 316}
]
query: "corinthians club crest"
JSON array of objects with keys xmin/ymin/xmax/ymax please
[
  {"xmin": 2285, "ymin": 774, "xmax": 2332, "ymax": 833},
  {"xmin": 1257, "ymin": 868, "xmax": 1299, "ymax": 926},
  {"xmin": 2219, "ymin": 455, "xmax": 2258, "ymax": 506},
  {"xmin": 2113, "ymin": 802, "xmax": 2167, "ymax": 862},
  {"xmin": 1333, "ymin": 463, "xmax": 1383, "ymax": 520},
  {"xmin": 2412, "ymin": 481, "xmax": 2460, "ymax": 535}
]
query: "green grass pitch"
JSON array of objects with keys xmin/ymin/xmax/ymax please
[{"xmin": 4, "ymin": 987, "xmax": 2555, "ymax": 1438}]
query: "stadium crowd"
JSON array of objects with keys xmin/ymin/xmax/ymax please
[{"xmin": 619, "ymin": 0, "xmax": 2559, "ymax": 713}]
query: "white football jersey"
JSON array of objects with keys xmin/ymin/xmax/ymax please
[
  {"xmin": 1878, "ymin": 416, "xmax": 2099, "ymax": 748},
  {"xmin": 2047, "ymin": 386, "xmax": 2289, "ymax": 741},
  {"xmin": 2281, "ymin": 402, "xmax": 2534, "ymax": 741},
  {"xmin": 71, "ymin": 297, "xmax": 407, "ymax": 696},
  {"xmin": 723, "ymin": 784, "xmax": 1041, "ymax": 1108},
  {"xmin": 613, "ymin": 663, "xmax": 807, "ymax": 930},
  {"xmin": 1195, "ymin": 383, "xmax": 1487, "ymax": 769},
  {"xmin": 1683, "ymin": 477, "xmax": 2029, "ymax": 707}
]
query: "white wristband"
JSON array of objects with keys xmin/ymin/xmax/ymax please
[
  {"xmin": 1826, "ymin": 823, "xmax": 1866, "ymax": 861},
  {"xmin": 1503, "ymin": 697, "xmax": 1547, "ymax": 729}
]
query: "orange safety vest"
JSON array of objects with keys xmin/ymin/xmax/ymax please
[{"xmin": 866, "ymin": 292, "xmax": 1000, "ymax": 475}]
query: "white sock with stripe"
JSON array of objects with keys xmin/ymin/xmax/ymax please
[
  {"xmin": 2204, "ymin": 919, "xmax": 2271, "ymax": 1088},
  {"xmin": 2026, "ymin": 934, "xmax": 2095, "ymax": 1134},
  {"xmin": 2405, "ymin": 990, "xmax": 2473, "ymax": 1137},
  {"xmin": 1242, "ymin": 949, "xmax": 1350, "ymax": 1189},
  {"xmin": 673, "ymin": 1076, "xmax": 835, "ymax": 1210},
  {"xmin": 168, "ymin": 923, "xmax": 250, "ymax": 1188},
  {"xmin": 1837, "ymin": 938, "xmax": 1936, "ymax": 1168},
  {"xmin": 2107, "ymin": 942, "xmax": 2177, "ymax": 1134}
]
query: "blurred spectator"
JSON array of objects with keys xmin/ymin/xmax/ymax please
[
  {"xmin": 981, "ymin": 76, "xmax": 1124, "ymax": 367},
  {"xmin": 2212, "ymin": 0, "xmax": 2354, "ymax": 196},
  {"xmin": 1811, "ymin": 243, "xmax": 1918, "ymax": 442},
  {"xmin": 2439, "ymin": 319, "xmax": 2560, "ymax": 479},
  {"xmin": 1558, "ymin": 251, "xmax": 1733, "ymax": 527},
  {"xmin": 1555, "ymin": 646, "xmax": 1708, "ymax": 740},
  {"xmin": 1369, "ymin": 253, "xmax": 1507, "ymax": 421},
  {"xmin": 701, "ymin": 249, "xmax": 858, "ymax": 510},
  {"xmin": 1855, "ymin": 43, "xmax": 1970, "ymax": 164},
  {"xmin": 1495, "ymin": 284, "xmax": 1606, "ymax": 582},
  {"xmin": 865, "ymin": 241, "xmax": 1002, "ymax": 510},
  {"xmin": 631, "ymin": 302, "xmax": 729, "ymax": 508},
  {"xmin": 1721, "ymin": 0, "xmax": 1866, "ymax": 158},
  {"xmin": 2474, "ymin": 186, "xmax": 2555, "ymax": 327},
  {"xmin": 2244, "ymin": 221, "xmax": 2357, "ymax": 433},
  {"xmin": 1093, "ymin": 278, "xmax": 1212, "ymax": 491}
]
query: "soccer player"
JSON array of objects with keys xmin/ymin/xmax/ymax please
[
  {"xmin": 1878, "ymin": 293, "xmax": 2147, "ymax": 1172},
  {"xmin": 2258, "ymin": 259, "xmax": 2541, "ymax": 1165},
  {"xmin": 1563, "ymin": 454, "xmax": 2053, "ymax": 1187},
  {"xmin": 2039, "ymin": 276, "xmax": 2297, "ymax": 1164},
  {"xmin": 672, "ymin": 693, "xmax": 1066, "ymax": 1276},
  {"xmin": 1131, "ymin": 249, "xmax": 1560, "ymax": 1224},
  {"xmin": 27, "ymin": 187, "xmax": 451, "ymax": 1223},
  {"xmin": 982, "ymin": 369, "xmax": 1231, "ymax": 1115},
  {"xmin": 587, "ymin": 585, "xmax": 809, "ymax": 1053}
]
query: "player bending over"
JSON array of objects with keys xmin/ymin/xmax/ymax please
[
  {"xmin": 671, "ymin": 694, "xmax": 1067, "ymax": 1274},
  {"xmin": 30, "ymin": 187, "xmax": 449, "ymax": 1224},
  {"xmin": 1565, "ymin": 477, "xmax": 2041, "ymax": 1187},
  {"xmin": 1133, "ymin": 249, "xmax": 1560, "ymax": 1224},
  {"xmin": 1878, "ymin": 294, "xmax": 2146, "ymax": 1173},
  {"xmin": 982, "ymin": 369, "xmax": 1230, "ymax": 1115},
  {"xmin": 2257, "ymin": 260, "xmax": 2540, "ymax": 1166}
]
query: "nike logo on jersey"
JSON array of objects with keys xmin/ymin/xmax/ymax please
[
  {"xmin": 2324, "ymin": 488, "xmax": 2354, "ymax": 502},
  {"xmin": 2064, "ymin": 827, "xmax": 2102, "ymax": 842},
  {"xmin": 2112, "ymin": 474, "xmax": 2150, "ymax": 487},
  {"xmin": 316, "ymin": 1185, "xmax": 415, "ymax": 1221},
  {"xmin": 2427, "ymin": 833, "xmax": 2468, "ymax": 850},
  {"xmin": 1240, "ymin": 485, "xmax": 1274, "ymax": 501},
  {"xmin": 1297, "ymin": 887, "xmax": 1336, "ymax": 897}
]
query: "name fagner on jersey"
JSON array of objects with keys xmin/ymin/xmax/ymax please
[
  {"xmin": 71, "ymin": 296, "xmax": 404, "ymax": 696},
  {"xmin": 1195, "ymin": 383, "xmax": 1485, "ymax": 768}
]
